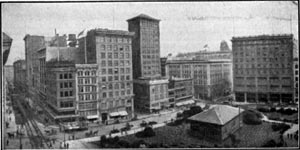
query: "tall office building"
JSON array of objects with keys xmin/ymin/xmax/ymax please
[
  {"xmin": 128, "ymin": 14, "xmax": 170, "ymax": 113},
  {"xmin": 78, "ymin": 28, "xmax": 135, "ymax": 123},
  {"xmin": 232, "ymin": 34, "xmax": 297, "ymax": 103},
  {"xmin": 127, "ymin": 14, "xmax": 161, "ymax": 79}
]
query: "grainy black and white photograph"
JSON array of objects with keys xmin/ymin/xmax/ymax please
[{"xmin": 1, "ymin": 1, "xmax": 299, "ymax": 149}]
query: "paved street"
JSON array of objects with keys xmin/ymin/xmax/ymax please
[{"xmin": 44, "ymin": 109, "xmax": 179, "ymax": 148}]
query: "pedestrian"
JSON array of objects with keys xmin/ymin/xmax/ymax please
[
  {"xmin": 67, "ymin": 143, "xmax": 69, "ymax": 149},
  {"xmin": 7, "ymin": 139, "xmax": 9, "ymax": 146}
]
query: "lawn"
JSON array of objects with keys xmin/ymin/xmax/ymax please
[{"xmin": 114, "ymin": 122, "xmax": 282, "ymax": 148}]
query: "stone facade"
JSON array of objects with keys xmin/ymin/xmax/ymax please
[
  {"xmin": 232, "ymin": 34, "xmax": 296, "ymax": 103},
  {"xmin": 167, "ymin": 60, "xmax": 232, "ymax": 100},
  {"xmin": 128, "ymin": 14, "xmax": 161, "ymax": 79},
  {"xmin": 78, "ymin": 29, "xmax": 135, "ymax": 123},
  {"xmin": 75, "ymin": 64, "xmax": 99, "ymax": 122},
  {"xmin": 45, "ymin": 61, "xmax": 78, "ymax": 122},
  {"xmin": 168, "ymin": 77, "xmax": 194, "ymax": 107},
  {"xmin": 133, "ymin": 77, "xmax": 169, "ymax": 113}
]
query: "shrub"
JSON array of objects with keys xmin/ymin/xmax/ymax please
[
  {"xmin": 135, "ymin": 127, "xmax": 156, "ymax": 138},
  {"xmin": 270, "ymin": 107, "xmax": 276, "ymax": 112},
  {"xmin": 131, "ymin": 140, "xmax": 147, "ymax": 148},
  {"xmin": 257, "ymin": 107, "xmax": 270, "ymax": 112},
  {"xmin": 117, "ymin": 140, "xmax": 130, "ymax": 148},
  {"xmin": 271, "ymin": 123, "xmax": 290, "ymax": 132},
  {"xmin": 242, "ymin": 110, "xmax": 262, "ymax": 125},
  {"xmin": 140, "ymin": 121, "xmax": 148, "ymax": 127},
  {"xmin": 262, "ymin": 139, "xmax": 277, "ymax": 147}
]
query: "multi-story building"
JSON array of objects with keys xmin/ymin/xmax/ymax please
[
  {"xmin": 168, "ymin": 77, "xmax": 194, "ymax": 107},
  {"xmin": 133, "ymin": 77, "xmax": 169, "ymax": 113},
  {"xmin": 128, "ymin": 14, "xmax": 171, "ymax": 113},
  {"xmin": 45, "ymin": 60, "xmax": 78, "ymax": 122},
  {"xmin": 128, "ymin": 14, "xmax": 161, "ymax": 79},
  {"xmin": 232, "ymin": 34, "xmax": 296, "ymax": 103},
  {"xmin": 167, "ymin": 59, "xmax": 232, "ymax": 100},
  {"xmin": 78, "ymin": 28, "xmax": 135, "ymax": 123},
  {"xmin": 160, "ymin": 57, "xmax": 167, "ymax": 77},
  {"xmin": 294, "ymin": 58, "xmax": 299, "ymax": 103},
  {"xmin": 13, "ymin": 60, "xmax": 27, "ymax": 92},
  {"xmin": 75, "ymin": 64, "xmax": 99, "ymax": 122},
  {"xmin": 4, "ymin": 65, "xmax": 14, "ymax": 84}
]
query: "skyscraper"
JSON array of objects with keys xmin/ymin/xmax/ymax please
[{"xmin": 127, "ymin": 14, "xmax": 161, "ymax": 79}]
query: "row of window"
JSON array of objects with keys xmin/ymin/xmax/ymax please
[
  {"xmin": 78, "ymin": 110, "xmax": 97, "ymax": 116},
  {"xmin": 60, "ymin": 101, "xmax": 74, "ymax": 108},
  {"xmin": 78, "ymin": 102, "xmax": 97, "ymax": 110},
  {"xmin": 60, "ymin": 82, "xmax": 73, "ymax": 89},
  {"xmin": 102, "ymin": 90, "xmax": 131, "ymax": 98},
  {"xmin": 234, "ymin": 57, "xmax": 290, "ymax": 63},
  {"xmin": 100, "ymin": 52, "xmax": 131, "ymax": 59},
  {"xmin": 98, "ymin": 44, "xmax": 131, "ymax": 52},
  {"xmin": 233, "ymin": 39, "xmax": 290, "ymax": 45},
  {"xmin": 102, "ymin": 82, "xmax": 131, "ymax": 90},
  {"xmin": 59, "ymin": 73, "xmax": 73, "ymax": 79},
  {"xmin": 78, "ymin": 94, "xmax": 97, "ymax": 101},
  {"xmin": 78, "ymin": 78, "xmax": 97, "ymax": 84},
  {"xmin": 77, "ymin": 70, "xmax": 97, "ymax": 77},
  {"xmin": 100, "ymin": 60, "xmax": 131, "ymax": 67},
  {"xmin": 234, "ymin": 63, "xmax": 292, "ymax": 69},
  {"xmin": 235, "ymin": 84, "xmax": 292, "ymax": 89},
  {"xmin": 235, "ymin": 69, "xmax": 292, "ymax": 75},
  {"xmin": 60, "ymin": 90, "xmax": 74, "ymax": 97},
  {"xmin": 78, "ymin": 86, "xmax": 97, "ymax": 93},
  {"xmin": 101, "ymin": 75, "xmax": 131, "ymax": 82},
  {"xmin": 96, "ymin": 36, "xmax": 132, "ymax": 44},
  {"xmin": 235, "ymin": 77, "xmax": 292, "ymax": 81}
]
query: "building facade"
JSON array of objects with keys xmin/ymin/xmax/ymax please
[
  {"xmin": 133, "ymin": 77, "xmax": 169, "ymax": 113},
  {"xmin": 45, "ymin": 61, "xmax": 78, "ymax": 122},
  {"xmin": 168, "ymin": 77, "xmax": 194, "ymax": 107},
  {"xmin": 160, "ymin": 57, "xmax": 167, "ymax": 77},
  {"xmin": 13, "ymin": 60, "xmax": 27, "ymax": 92},
  {"xmin": 232, "ymin": 34, "xmax": 296, "ymax": 103},
  {"xmin": 167, "ymin": 59, "xmax": 232, "ymax": 100},
  {"xmin": 294, "ymin": 58, "xmax": 299, "ymax": 103},
  {"xmin": 128, "ymin": 14, "xmax": 161, "ymax": 79},
  {"xmin": 4, "ymin": 65, "xmax": 14, "ymax": 84},
  {"xmin": 78, "ymin": 29, "xmax": 135, "ymax": 123},
  {"xmin": 75, "ymin": 64, "xmax": 99, "ymax": 122},
  {"xmin": 176, "ymin": 50, "xmax": 232, "ymax": 61}
]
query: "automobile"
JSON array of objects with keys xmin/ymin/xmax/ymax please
[
  {"xmin": 110, "ymin": 129, "xmax": 120, "ymax": 134},
  {"xmin": 140, "ymin": 121, "xmax": 148, "ymax": 127},
  {"xmin": 148, "ymin": 121, "xmax": 158, "ymax": 126}
]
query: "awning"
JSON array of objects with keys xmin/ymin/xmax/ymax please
[
  {"xmin": 110, "ymin": 112, "xmax": 119, "ymax": 117},
  {"xmin": 110, "ymin": 111, "xmax": 128, "ymax": 117},
  {"xmin": 176, "ymin": 100, "xmax": 195, "ymax": 106},
  {"xmin": 87, "ymin": 115, "xmax": 98, "ymax": 119},
  {"xmin": 118, "ymin": 111, "xmax": 128, "ymax": 116}
]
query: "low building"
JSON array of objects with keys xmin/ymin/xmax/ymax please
[
  {"xmin": 133, "ymin": 77, "xmax": 169, "ymax": 113},
  {"xmin": 188, "ymin": 105, "xmax": 244, "ymax": 143},
  {"xmin": 13, "ymin": 60, "xmax": 27, "ymax": 92},
  {"xmin": 75, "ymin": 64, "xmax": 99, "ymax": 122},
  {"xmin": 168, "ymin": 77, "xmax": 194, "ymax": 108}
]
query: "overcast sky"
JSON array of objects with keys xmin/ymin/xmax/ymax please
[{"xmin": 2, "ymin": 1, "xmax": 298, "ymax": 65}]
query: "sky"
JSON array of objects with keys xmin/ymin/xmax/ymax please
[{"xmin": 2, "ymin": 1, "xmax": 298, "ymax": 65}]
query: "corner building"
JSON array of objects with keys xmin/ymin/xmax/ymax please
[
  {"xmin": 78, "ymin": 29, "xmax": 135, "ymax": 124},
  {"xmin": 232, "ymin": 34, "xmax": 297, "ymax": 103}
]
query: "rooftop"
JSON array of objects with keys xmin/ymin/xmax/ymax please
[
  {"xmin": 2, "ymin": 32, "xmax": 13, "ymax": 42},
  {"xmin": 232, "ymin": 34, "xmax": 294, "ymax": 41},
  {"xmin": 127, "ymin": 14, "xmax": 160, "ymax": 22},
  {"xmin": 188, "ymin": 105, "xmax": 244, "ymax": 125}
]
